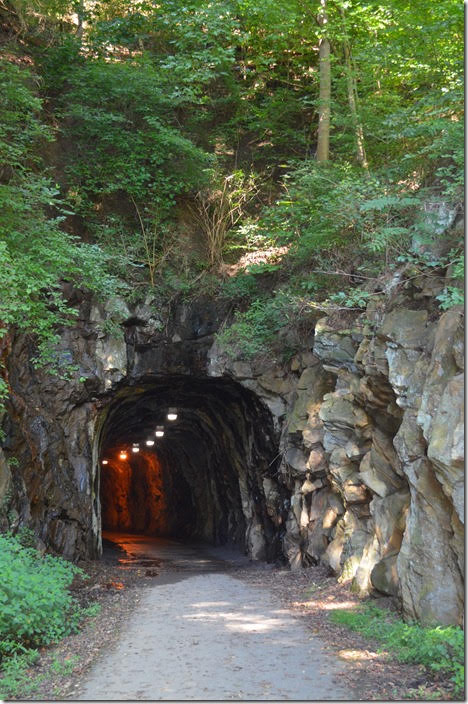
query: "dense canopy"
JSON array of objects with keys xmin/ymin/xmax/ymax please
[{"xmin": 0, "ymin": 0, "xmax": 463, "ymax": 389}]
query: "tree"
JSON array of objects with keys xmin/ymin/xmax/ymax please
[
  {"xmin": 316, "ymin": 0, "xmax": 331, "ymax": 162},
  {"xmin": 339, "ymin": 5, "xmax": 368, "ymax": 170}
]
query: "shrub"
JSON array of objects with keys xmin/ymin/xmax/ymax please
[
  {"xmin": 0, "ymin": 533, "xmax": 83, "ymax": 653},
  {"xmin": 216, "ymin": 289, "xmax": 309, "ymax": 361}
]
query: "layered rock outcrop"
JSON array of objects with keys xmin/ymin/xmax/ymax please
[
  {"xmin": 0, "ymin": 281, "xmax": 464, "ymax": 625},
  {"xmin": 209, "ymin": 298, "xmax": 464, "ymax": 626}
]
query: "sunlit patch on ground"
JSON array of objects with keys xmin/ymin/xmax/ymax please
[
  {"xmin": 292, "ymin": 599, "xmax": 358, "ymax": 610},
  {"xmin": 338, "ymin": 648, "xmax": 382, "ymax": 662},
  {"xmin": 223, "ymin": 245, "xmax": 291, "ymax": 276}
]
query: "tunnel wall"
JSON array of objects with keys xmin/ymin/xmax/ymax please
[
  {"xmin": 100, "ymin": 451, "xmax": 172, "ymax": 535},
  {"xmin": 97, "ymin": 376, "xmax": 282, "ymax": 558}
]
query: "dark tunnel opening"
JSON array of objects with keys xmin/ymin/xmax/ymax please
[{"xmin": 97, "ymin": 376, "xmax": 283, "ymax": 560}]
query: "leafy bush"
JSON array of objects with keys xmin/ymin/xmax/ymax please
[
  {"xmin": 436, "ymin": 251, "xmax": 464, "ymax": 310},
  {"xmin": 0, "ymin": 533, "xmax": 83, "ymax": 652},
  {"xmin": 331, "ymin": 604, "xmax": 464, "ymax": 695},
  {"xmin": 220, "ymin": 272, "xmax": 260, "ymax": 301},
  {"xmin": 255, "ymin": 152, "xmax": 462, "ymax": 273},
  {"xmin": 329, "ymin": 289, "xmax": 374, "ymax": 309},
  {"xmin": 60, "ymin": 59, "xmax": 213, "ymax": 214},
  {"xmin": 216, "ymin": 289, "xmax": 308, "ymax": 361}
]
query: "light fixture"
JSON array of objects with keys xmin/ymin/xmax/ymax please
[
  {"xmin": 132, "ymin": 443, "xmax": 140, "ymax": 453},
  {"xmin": 145, "ymin": 439, "xmax": 155, "ymax": 447},
  {"xmin": 167, "ymin": 407, "xmax": 178, "ymax": 421},
  {"xmin": 119, "ymin": 451, "xmax": 128, "ymax": 460},
  {"xmin": 102, "ymin": 459, "xmax": 109, "ymax": 465},
  {"xmin": 155, "ymin": 426, "xmax": 164, "ymax": 437}
]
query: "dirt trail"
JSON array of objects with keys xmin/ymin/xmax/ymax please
[{"xmin": 75, "ymin": 534, "xmax": 355, "ymax": 701}]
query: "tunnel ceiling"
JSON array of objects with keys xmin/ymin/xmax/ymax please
[
  {"xmin": 98, "ymin": 375, "xmax": 283, "ymax": 559},
  {"xmin": 100, "ymin": 376, "xmax": 276, "ymax": 452}
]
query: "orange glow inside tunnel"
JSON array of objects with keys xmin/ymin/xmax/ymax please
[
  {"xmin": 96, "ymin": 376, "xmax": 281, "ymax": 554},
  {"xmin": 100, "ymin": 449, "xmax": 170, "ymax": 535}
]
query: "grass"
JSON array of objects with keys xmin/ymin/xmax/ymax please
[{"xmin": 330, "ymin": 604, "xmax": 464, "ymax": 696}]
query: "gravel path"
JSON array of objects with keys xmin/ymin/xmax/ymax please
[{"xmin": 76, "ymin": 535, "xmax": 354, "ymax": 701}]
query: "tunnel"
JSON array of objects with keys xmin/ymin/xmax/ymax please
[{"xmin": 97, "ymin": 376, "xmax": 283, "ymax": 561}]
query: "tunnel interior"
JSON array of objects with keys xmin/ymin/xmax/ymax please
[{"xmin": 97, "ymin": 376, "xmax": 282, "ymax": 560}]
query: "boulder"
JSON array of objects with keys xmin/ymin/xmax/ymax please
[
  {"xmin": 358, "ymin": 430, "xmax": 405, "ymax": 497},
  {"xmin": 385, "ymin": 345, "xmax": 426, "ymax": 409},
  {"xmin": 314, "ymin": 318, "xmax": 361, "ymax": 371},
  {"xmin": 417, "ymin": 308, "xmax": 463, "ymax": 439},
  {"xmin": 378, "ymin": 308, "xmax": 429, "ymax": 349},
  {"xmin": 285, "ymin": 447, "xmax": 308, "ymax": 474},
  {"xmin": 371, "ymin": 554, "xmax": 399, "ymax": 596},
  {"xmin": 397, "ymin": 458, "xmax": 464, "ymax": 625}
]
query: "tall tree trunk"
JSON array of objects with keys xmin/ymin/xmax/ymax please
[
  {"xmin": 75, "ymin": 0, "xmax": 84, "ymax": 39},
  {"xmin": 316, "ymin": 0, "xmax": 331, "ymax": 162},
  {"xmin": 340, "ymin": 7, "xmax": 369, "ymax": 170}
]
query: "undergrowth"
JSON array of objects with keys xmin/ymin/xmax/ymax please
[
  {"xmin": 0, "ymin": 532, "xmax": 97, "ymax": 699},
  {"xmin": 330, "ymin": 604, "xmax": 464, "ymax": 697}
]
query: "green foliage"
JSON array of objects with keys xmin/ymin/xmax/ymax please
[
  {"xmin": 0, "ymin": 533, "xmax": 83, "ymax": 651},
  {"xmin": 0, "ymin": 534, "xmax": 101, "ymax": 700},
  {"xmin": 216, "ymin": 289, "xmax": 306, "ymax": 361},
  {"xmin": 50, "ymin": 654, "xmax": 79, "ymax": 675},
  {"xmin": 90, "ymin": 0, "xmax": 238, "ymax": 106},
  {"xmin": 61, "ymin": 58, "xmax": 212, "ymax": 211},
  {"xmin": 0, "ymin": 59, "xmax": 124, "ymax": 376},
  {"xmin": 256, "ymin": 162, "xmax": 404, "ymax": 260},
  {"xmin": 0, "ymin": 60, "xmax": 51, "ymax": 169},
  {"xmin": 435, "ymin": 287, "xmax": 464, "ymax": 311},
  {"xmin": 0, "ymin": 647, "xmax": 43, "ymax": 700},
  {"xmin": 436, "ymin": 252, "xmax": 464, "ymax": 310},
  {"xmin": 1, "ymin": 0, "xmax": 464, "ymax": 368},
  {"xmin": 43, "ymin": 55, "xmax": 215, "ymax": 284},
  {"xmin": 329, "ymin": 289, "xmax": 374, "ymax": 309},
  {"xmin": 331, "ymin": 604, "xmax": 464, "ymax": 695},
  {"xmin": 220, "ymin": 273, "xmax": 260, "ymax": 301},
  {"xmin": 14, "ymin": 526, "xmax": 37, "ymax": 549},
  {"xmin": 217, "ymin": 297, "xmax": 283, "ymax": 360}
]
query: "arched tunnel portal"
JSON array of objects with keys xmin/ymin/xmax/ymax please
[{"xmin": 96, "ymin": 376, "xmax": 284, "ymax": 561}]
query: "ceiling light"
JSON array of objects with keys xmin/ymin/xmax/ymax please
[
  {"xmin": 132, "ymin": 444, "xmax": 140, "ymax": 453},
  {"xmin": 119, "ymin": 451, "xmax": 128, "ymax": 460},
  {"xmin": 145, "ymin": 439, "xmax": 155, "ymax": 447},
  {"xmin": 155, "ymin": 426, "xmax": 165, "ymax": 437},
  {"xmin": 167, "ymin": 407, "xmax": 178, "ymax": 421},
  {"xmin": 102, "ymin": 459, "xmax": 109, "ymax": 465}
]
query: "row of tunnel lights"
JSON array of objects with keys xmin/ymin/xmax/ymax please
[{"xmin": 101, "ymin": 408, "xmax": 178, "ymax": 465}]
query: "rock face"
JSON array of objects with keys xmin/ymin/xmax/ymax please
[
  {"xmin": 310, "ymin": 306, "xmax": 463, "ymax": 625},
  {"xmin": 0, "ymin": 284, "xmax": 464, "ymax": 625},
  {"xmin": 208, "ymin": 300, "xmax": 464, "ymax": 625}
]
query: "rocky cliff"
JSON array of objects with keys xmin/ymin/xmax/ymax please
[{"xmin": 0, "ymin": 278, "xmax": 464, "ymax": 626}]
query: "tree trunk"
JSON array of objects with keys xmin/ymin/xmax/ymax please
[
  {"xmin": 340, "ymin": 8, "xmax": 369, "ymax": 170},
  {"xmin": 316, "ymin": 0, "xmax": 331, "ymax": 162},
  {"xmin": 76, "ymin": 0, "xmax": 84, "ymax": 39}
]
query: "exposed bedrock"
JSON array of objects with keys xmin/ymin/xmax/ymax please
[
  {"xmin": 210, "ymin": 299, "xmax": 464, "ymax": 625},
  {"xmin": 0, "ymin": 286, "xmax": 464, "ymax": 625}
]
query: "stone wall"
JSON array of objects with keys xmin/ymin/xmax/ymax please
[{"xmin": 0, "ymin": 284, "xmax": 464, "ymax": 625}]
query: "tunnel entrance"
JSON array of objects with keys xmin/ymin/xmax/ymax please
[{"xmin": 97, "ymin": 376, "xmax": 282, "ymax": 561}]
